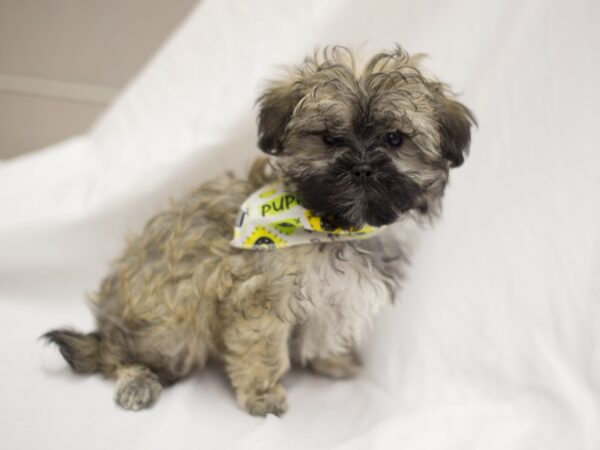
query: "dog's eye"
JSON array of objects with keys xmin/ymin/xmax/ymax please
[
  {"xmin": 386, "ymin": 131, "xmax": 404, "ymax": 147},
  {"xmin": 323, "ymin": 134, "xmax": 342, "ymax": 146}
]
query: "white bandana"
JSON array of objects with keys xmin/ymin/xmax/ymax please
[{"xmin": 230, "ymin": 183, "xmax": 383, "ymax": 250}]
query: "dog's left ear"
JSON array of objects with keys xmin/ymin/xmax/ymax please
[
  {"xmin": 256, "ymin": 80, "xmax": 303, "ymax": 155},
  {"xmin": 436, "ymin": 96, "xmax": 477, "ymax": 168}
]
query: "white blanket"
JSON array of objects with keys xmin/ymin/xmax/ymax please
[{"xmin": 1, "ymin": 1, "xmax": 599, "ymax": 448}]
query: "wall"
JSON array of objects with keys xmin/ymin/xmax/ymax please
[{"xmin": 0, "ymin": 0, "xmax": 197, "ymax": 159}]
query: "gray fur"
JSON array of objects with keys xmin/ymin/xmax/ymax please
[
  {"xmin": 115, "ymin": 365, "xmax": 162, "ymax": 411},
  {"xmin": 44, "ymin": 46, "xmax": 475, "ymax": 416}
]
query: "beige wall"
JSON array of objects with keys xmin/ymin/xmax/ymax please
[{"xmin": 0, "ymin": 0, "xmax": 197, "ymax": 159}]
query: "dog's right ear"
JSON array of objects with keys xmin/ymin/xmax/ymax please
[{"xmin": 257, "ymin": 80, "xmax": 302, "ymax": 155}]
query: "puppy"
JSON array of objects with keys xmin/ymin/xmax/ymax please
[{"xmin": 44, "ymin": 46, "xmax": 475, "ymax": 416}]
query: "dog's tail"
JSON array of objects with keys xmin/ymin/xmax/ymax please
[{"xmin": 42, "ymin": 329, "xmax": 102, "ymax": 374}]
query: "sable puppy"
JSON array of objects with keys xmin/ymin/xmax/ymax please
[{"xmin": 44, "ymin": 46, "xmax": 475, "ymax": 416}]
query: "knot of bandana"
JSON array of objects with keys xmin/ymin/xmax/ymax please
[{"xmin": 230, "ymin": 183, "xmax": 383, "ymax": 250}]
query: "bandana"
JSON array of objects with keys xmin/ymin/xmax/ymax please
[{"xmin": 230, "ymin": 183, "xmax": 383, "ymax": 250}]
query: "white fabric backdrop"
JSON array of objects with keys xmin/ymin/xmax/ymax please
[{"xmin": 1, "ymin": 1, "xmax": 599, "ymax": 448}]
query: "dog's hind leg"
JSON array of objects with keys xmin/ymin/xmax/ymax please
[
  {"xmin": 309, "ymin": 350, "xmax": 362, "ymax": 379},
  {"xmin": 44, "ymin": 328, "xmax": 164, "ymax": 411},
  {"xmin": 114, "ymin": 364, "xmax": 162, "ymax": 411}
]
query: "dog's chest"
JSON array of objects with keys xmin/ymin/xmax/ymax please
[{"xmin": 289, "ymin": 243, "xmax": 396, "ymax": 362}]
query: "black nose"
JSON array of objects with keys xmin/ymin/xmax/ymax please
[{"xmin": 351, "ymin": 164, "xmax": 374, "ymax": 181}]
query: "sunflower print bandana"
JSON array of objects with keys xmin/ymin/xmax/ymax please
[{"xmin": 230, "ymin": 183, "xmax": 383, "ymax": 250}]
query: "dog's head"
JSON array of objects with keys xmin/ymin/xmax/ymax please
[{"xmin": 257, "ymin": 46, "xmax": 476, "ymax": 228}]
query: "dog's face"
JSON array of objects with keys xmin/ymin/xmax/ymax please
[{"xmin": 257, "ymin": 47, "xmax": 475, "ymax": 228}]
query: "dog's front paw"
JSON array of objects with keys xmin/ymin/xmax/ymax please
[
  {"xmin": 309, "ymin": 352, "xmax": 362, "ymax": 379},
  {"xmin": 237, "ymin": 383, "xmax": 288, "ymax": 417}
]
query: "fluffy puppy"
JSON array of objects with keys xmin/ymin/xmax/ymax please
[{"xmin": 44, "ymin": 46, "xmax": 475, "ymax": 416}]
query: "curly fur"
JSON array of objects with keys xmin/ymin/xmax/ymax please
[{"xmin": 44, "ymin": 46, "xmax": 475, "ymax": 416}]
